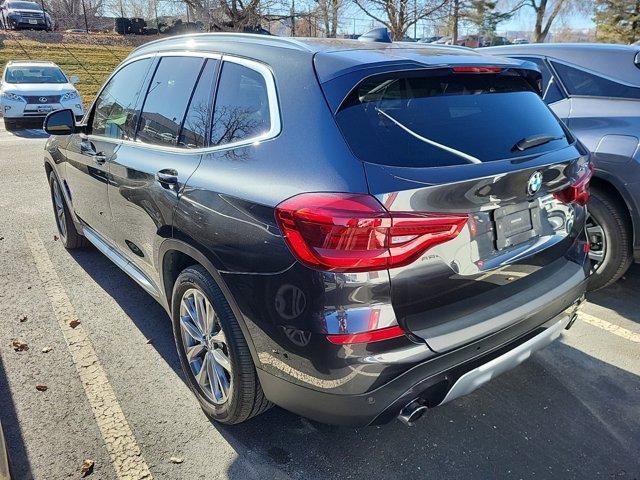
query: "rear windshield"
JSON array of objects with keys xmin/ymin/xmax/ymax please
[{"xmin": 335, "ymin": 70, "xmax": 570, "ymax": 167}]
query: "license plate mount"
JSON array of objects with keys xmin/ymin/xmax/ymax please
[
  {"xmin": 494, "ymin": 202, "xmax": 541, "ymax": 250},
  {"xmin": 28, "ymin": 19, "xmax": 38, "ymax": 24},
  {"xmin": 37, "ymin": 105, "xmax": 52, "ymax": 113}
]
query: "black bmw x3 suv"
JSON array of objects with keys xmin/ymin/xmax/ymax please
[{"xmin": 43, "ymin": 33, "xmax": 591, "ymax": 426}]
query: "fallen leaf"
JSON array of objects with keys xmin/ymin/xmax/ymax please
[
  {"xmin": 35, "ymin": 384, "xmax": 48, "ymax": 392},
  {"xmin": 11, "ymin": 339, "xmax": 29, "ymax": 352},
  {"xmin": 53, "ymin": 235, "xmax": 59, "ymax": 241},
  {"xmin": 80, "ymin": 459, "xmax": 94, "ymax": 477},
  {"xmin": 19, "ymin": 315, "xmax": 28, "ymax": 323},
  {"xmin": 42, "ymin": 346, "xmax": 52, "ymax": 353},
  {"xmin": 169, "ymin": 456, "xmax": 183, "ymax": 464},
  {"xmin": 69, "ymin": 319, "xmax": 81, "ymax": 329}
]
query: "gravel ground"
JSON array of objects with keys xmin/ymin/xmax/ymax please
[{"xmin": 0, "ymin": 123, "xmax": 638, "ymax": 480}]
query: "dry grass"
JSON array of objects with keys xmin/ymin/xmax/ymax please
[{"xmin": 0, "ymin": 35, "xmax": 136, "ymax": 103}]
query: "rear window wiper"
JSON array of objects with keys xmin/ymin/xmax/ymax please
[
  {"xmin": 375, "ymin": 108, "xmax": 482, "ymax": 164},
  {"xmin": 512, "ymin": 134, "xmax": 564, "ymax": 152}
]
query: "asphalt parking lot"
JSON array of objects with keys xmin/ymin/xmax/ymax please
[{"xmin": 0, "ymin": 122, "xmax": 638, "ymax": 480}]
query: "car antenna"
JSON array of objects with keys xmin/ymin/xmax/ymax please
[{"xmin": 358, "ymin": 27, "xmax": 392, "ymax": 43}]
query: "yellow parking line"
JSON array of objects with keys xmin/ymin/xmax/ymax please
[
  {"xmin": 579, "ymin": 311, "xmax": 640, "ymax": 343},
  {"xmin": 25, "ymin": 229, "xmax": 153, "ymax": 480}
]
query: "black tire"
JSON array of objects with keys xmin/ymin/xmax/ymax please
[
  {"xmin": 171, "ymin": 265, "xmax": 272, "ymax": 424},
  {"xmin": 48, "ymin": 171, "xmax": 87, "ymax": 249},
  {"xmin": 586, "ymin": 190, "xmax": 632, "ymax": 291},
  {"xmin": 4, "ymin": 119, "xmax": 17, "ymax": 131}
]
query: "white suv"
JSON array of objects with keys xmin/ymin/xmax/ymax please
[{"xmin": 1, "ymin": 60, "xmax": 84, "ymax": 129}]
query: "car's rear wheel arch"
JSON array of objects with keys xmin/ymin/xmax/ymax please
[{"xmin": 159, "ymin": 239, "xmax": 260, "ymax": 365}]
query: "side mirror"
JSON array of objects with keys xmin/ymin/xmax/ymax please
[
  {"xmin": 44, "ymin": 109, "xmax": 76, "ymax": 135},
  {"xmin": 69, "ymin": 75, "xmax": 79, "ymax": 84}
]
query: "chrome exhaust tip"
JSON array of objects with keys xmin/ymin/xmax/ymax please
[{"xmin": 398, "ymin": 400, "xmax": 428, "ymax": 426}]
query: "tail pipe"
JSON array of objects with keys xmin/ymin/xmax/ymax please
[{"xmin": 397, "ymin": 400, "xmax": 428, "ymax": 426}]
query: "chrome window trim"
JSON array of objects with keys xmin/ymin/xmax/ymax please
[{"xmin": 84, "ymin": 51, "xmax": 281, "ymax": 155}]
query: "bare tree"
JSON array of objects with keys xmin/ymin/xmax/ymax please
[
  {"xmin": 47, "ymin": 0, "xmax": 104, "ymax": 29},
  {"xmin": 315, "ymin": 0, "xmax": 342, "ymax": 36},
  {"xmin": 181, "ymin": 0, "xmax": 286, "ymax": 30},
  {"xmin": 511, "ymin": 0, "xmax": 592, "ymax": 42},
  {"xmin": 352, "ymin": 0, "xmax": 449, "ymax": 40}
]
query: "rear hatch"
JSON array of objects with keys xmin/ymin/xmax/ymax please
[{"xmin": 329, "ymin": 62, "xmax": 590, "ymax": 352}]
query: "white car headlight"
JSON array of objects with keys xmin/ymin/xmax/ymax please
[
  {"xmin": 61, "ymin": 91, "xmax": 79, "ymax": 101},
  {"xmin": 3, "ymin": 92, "xmax": 26, "ymax": 102}
]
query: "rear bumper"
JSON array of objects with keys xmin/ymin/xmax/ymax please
[{"xmin": 258, "ymin": 294, "xmax": 584, "ymax": 426}]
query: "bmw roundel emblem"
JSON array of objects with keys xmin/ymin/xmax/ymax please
[{"xmin": 527, "ymin": 171, "xmax": 543, "ymax": 196}]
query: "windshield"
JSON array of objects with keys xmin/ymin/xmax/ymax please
[
  {"xmin": 7, "ymin": 1, "xmax": 42, "ymax": 9},
  {"xmin": 5, "ymin": 66, "xmax": 67, "ymax": 84},
  {"xmin": 335, "ymin": 69, "xmax": 570, "ymax": 167}
]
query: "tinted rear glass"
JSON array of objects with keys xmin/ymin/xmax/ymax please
[
  {"xmin": 552, "ymin": 61, "xmax": 640, "ymax": 99},
  {"xmin": 335, "ymin": 70, "xmax": 570, "ymax": 167}
]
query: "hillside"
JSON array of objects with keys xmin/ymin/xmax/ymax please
[{"xmin": 0, "ymin": 31, "xmax": 160, "ymax": 103}]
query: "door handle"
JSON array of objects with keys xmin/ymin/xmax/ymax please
[
  {"xmin": 93, "ymin": 153, "xmax": 106, "ymax": 165},
  {"xmin": 156, "ymin": 169, "xmax": 178, "ymax": 187}
]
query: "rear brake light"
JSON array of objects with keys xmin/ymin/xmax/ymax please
[
  {"xmin": 452, "ymin": 66, "xmax": 503, "ymax": 73},
  {"xmin": 326, "ymin": 325, "xmax": 405, "ymax": 344},
  {"xmin": 275, "ymin": 193, "xmax": 468, "ymax": 272},
  {"xmin": 553, "ymin": 163, "xmax": 593, "ymax": 206}
]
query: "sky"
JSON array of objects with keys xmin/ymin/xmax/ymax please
[{"xmin": 499, "ymin": 10, "xmax": 595, "ymax": 34}]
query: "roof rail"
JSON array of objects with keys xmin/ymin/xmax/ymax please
[
  {"xmin": 129, "ymin": 32, "xmax": 315, "ymax": 56},
  {"xmin": 358, "ymin": 27, "xmax": 392, "ymax": 43}
]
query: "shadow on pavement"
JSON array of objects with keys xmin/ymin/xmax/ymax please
[
  {"xmin": 4, "ymin": 127, "xmax": 49, "ymax": 139},
  {"xmin": 67, "ymin": 247, "xmax": 640, "ymax": 480},
  {"xmin": 588, "ymin": 264, "xmax": 640, "ymax": 326},
  {"xmin": 219, "ymin": 342, "xmax": 639, "ymax": 479},
  {"xmin": 0, "ymin": 354, "xmax": 32, "ymax": 480},
  {"xmin": 66, "ymin": 247, "xmax": 183, "ymax": 379}
]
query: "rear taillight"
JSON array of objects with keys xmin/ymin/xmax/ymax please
[
  {"xmin": 553, "ymin": 163, "xmax": 593, "ymax": 206},
  {"xmin": 452, "ymin": 66, "xmax": 503, "ymax": 74},
  {"xmin": 275, "ymin": 193, "xmax": 468, "ymax": 272}
]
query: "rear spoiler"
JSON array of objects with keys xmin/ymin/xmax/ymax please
[{"xmin": 316, "ymin": 61, "xmax": 543, "ymax": 114}]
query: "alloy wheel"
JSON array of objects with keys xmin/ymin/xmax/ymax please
[
  {"xmin": 179, "ymin": 288, "xmax": 232, "ymax": 404},
  {"xmin": 52, "ymin": 178, "xmax": 67, "ymax": 239},
  {"xmin": 586, "ymin": 213, "xmax": 606, "ymax": 271}
]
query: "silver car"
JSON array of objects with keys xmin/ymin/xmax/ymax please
[{"xmin": 483, "ymin": 43, "xmax": 640, "ymax": 290}]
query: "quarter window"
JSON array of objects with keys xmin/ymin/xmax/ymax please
[
  {"xmin": 179, "ymin": 59, "xmax": 219, "ymax": 149},
  {"xmin": 552, "ymin": 61, "xmax": 640, "ymax": 99},
  {"xmin": 210, "ymin": 62, "xmax": 271, "ymax": 146},
  {"xmin": 91, "ymin": 58, "xmax": 153, "ymax": 140},
  {"xmin": 137, "ymin": 56, "xmax": 204, "ymax": 147},
  {"xmin": 515, "ymin": 56, "xmax": 564, "ymax": 104}
]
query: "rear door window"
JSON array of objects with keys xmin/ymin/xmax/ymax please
[
  {"xmin": 137, "ymin": 56, "xmax": 204, "ymax": 147},
  {"xmin": 178, "ymin": 58, "xmax": 219, "ymax": 149},
  {"xmin": 552, "ymin": 61, "xmax": 640, "ymax": 99},
  {"xmin": 210, "ymin": 61, "xmax": 271, "ymax": 146},
  {"xmin": 91, "ymin": 58, "xmax": 153, "ymax": 140},
  {"xmin": 335, "ymin": 70, "xmax": 570, "ymax": 168}
]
